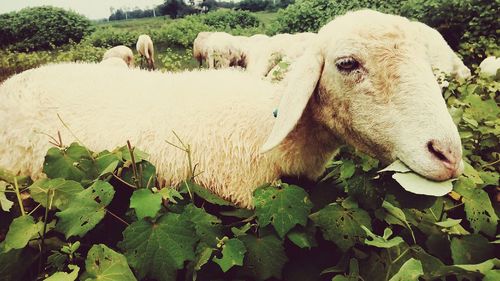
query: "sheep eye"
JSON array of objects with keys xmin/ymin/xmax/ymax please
[{"xmin": 336, "ymin": 57, "xmax": 360, "ymax": 72}]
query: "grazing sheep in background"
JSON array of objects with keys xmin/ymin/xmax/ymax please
[
  {"xmin": 411, "ymin": 22, "xmax": 471, "ymax": 79},
  {"xmin": 102, "ymin": 45, "xmax": 134, "ymax": 67},
  {"xmin": 136, "ymin": 34, "xmax": 155, "ymax": 70},
  {"xmin": 479, "ymin": 56, "xmax": 500, "ymax": 77},
  {"xmin": 204, "ymin": 32, "xmax": 244, "ymax": 69},
  {"xmin": 193, "ymin": 32, "xmax": 213, "ymax": 66},
  {"xmin": 0, "ymin": 10, "xmax": 466, "ymax": 207},
  {"xmin": 100, "ymin": 57, "xmax": 129, "ymax": 68}
]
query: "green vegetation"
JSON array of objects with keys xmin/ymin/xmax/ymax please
[{"xmin": 0, "ymin": 3, "xmax": 499, "ymax": 281}]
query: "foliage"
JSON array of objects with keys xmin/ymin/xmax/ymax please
[
  {"xmin": 85, "ymin": 28, "xmax": 139, "ymax": 49},
  {"xmin": 201, "ymin": 9, "xmax": 260, "ymax": 29},
  {"xmin": 0, "ymin": 6, "xmax": 94, "ymax": 51},
  {"xmin": 159, "ymin": 48, "xmax": 197, "ymax": 71}
]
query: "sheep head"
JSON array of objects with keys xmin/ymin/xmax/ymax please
[{"xmin": 262, "ymin": 9, "xmax": 464, "ymax": 181}]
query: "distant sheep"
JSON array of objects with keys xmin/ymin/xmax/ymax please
[
  {"xmin": 479, "ymin": 56, "xmax": 500, "ymax": 77},
  {"xmin": 136, "ymin": 34, "xmax": 155, "ymax": 70},
  {"xmin": 193, "ymin": 32, "xmax": 213, "ymax": 66},
  {"xmin": 102, "ymin": 45, "xmax": 134, "ymax": 67},
  {"xmin": 100, "ymin": 57, "xmax": 129, "ymax": 68},
  {"xmin": 0, "ymin": 10, "xmax": 466, "ymax": 207}
]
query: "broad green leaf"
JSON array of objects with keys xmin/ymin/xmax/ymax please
[
  {"xmin": 117, "ymin": 145, "xmax": 149, "ymax": 163},
  {"xmin": 454, "ymin": 177, "xmax": 498, "ymax": 236},
  {"xmin": 483, "ymin": 269, "xmax": 500, "ymax": 281},
  {"xmin": 240, "ymin": 234, "xmax": 287, "ymax": 281},
  {"xmin": 82, "ymin": 244, "xmax": 136, "ymax": 281},
  {"xmin": 183, "ymin": 204, "xmax": 222, "ymax": 247},
  {"xmin": 29, "ymin": 178, "xmax": 83, "ymax": 210},
  {"xmin": 392, "ymin": 172, "xmax": 453, "ymax": 196},
  {"xmin": 381, "ymin": 201, "xmax": 412, "ymax": 230},
  {"xmin": 388, "ymin": 258, "xmax": 423, "ymax": 281},
  {"xmin": 455, "ymin": 258, "xmax": 500, "ymax": 275},
  {"xmin": 219, "ymin": 209, "xmax": 254, "ymax": 219},
  {"xmin": 346, "ymin": 175, "xmax": 383, "ymax": 209},
  {"xmin": 231, "ymin": 223, "xmax": 252, "ymax": 237},
  {"xmin": 94, "ymin": 150, "xmax": 121, "ymax": 177},
  {"xmin": 158, "ymin": 188, "xmax": 183, "ymax": 203},
  {"xmin": 193, "ymin": 246, "xmax": 213, "ymax": 271},
  {"xmin": 55, "ymin": 181, "xmax": 115, "ymax": 238},
  {"xmin": 129, "ymin": 189, "xmax": 162, "ymax": 220},
  {"xmin": 361, "ymin": 226, "xmax": 404, "ymax": 248},
  {"xmin": 0, "ymin": 216, "xmax": 43, "ymax": 253},
  {"xmin": 254, "ymin": 184, "xmax": 313, "ymax": 238},
  {"xmin": 118, "ymin": 213, "xmax": 197, "ymax": 281},
  {"xmin": 435, "ymin": 218, "xmax": 462, "ymax": 228},
  {"xmin": 213, "ymin": 238, "xmax": 246, "ymax": 272},
  {"xmin": 451, "ymin": 234, "xmax": 495, "ymax": 264},
  {"xmin": 182, "ymin": 181, "xmax": 232, "ymax": 206},
  {"xmin": 310, "ymin": 203, "xmax": 372, "ymax": 251},
  {"xmin": 43, "ymin": 143, "xmax": 96, "ymax": 182},
  {"xmin": 121, "ymin": 160, "xmax": 156, "ymax": 188},
  {"xmin": 287, "ymin": 228, "xmax": 317, "ymax": 249},
  {"xmin": 340, "ymin": 160, "xmax": 356, "ymax": 180},
  {"xmin": 378, "ymin": 160, "xmax": 411, "ymax": 173},
  {"xmin": 0, "ymin": 182, "xmax": 13, "ymax": 212},
  {"xmin": 44, "ymin": 264, "xmax": 79, "ymax": 281}
]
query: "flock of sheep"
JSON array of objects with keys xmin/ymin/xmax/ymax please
[
  {"xmin": 1, "ymin": 10, "xmax": 498, "ymax": 207},
  {"xmin": 101, "ymin": 34, "xmax": 155, "ymax": 69}
]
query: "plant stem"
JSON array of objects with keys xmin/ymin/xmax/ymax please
[
  {"xmin": 13, "ymin": 177, "xmax": 26, "ymax": 216},
  {"xmin": 127, "ymin": 140, "xmax": 140, "ymax": 188},
  {"xmin": 106, "ymin": 209, "xmax": 130, "ymax": 226}
]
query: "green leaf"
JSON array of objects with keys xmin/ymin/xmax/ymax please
[
  {"xmin": 183, "ymin": 181, "xmax": 232, "ymax": 206},
  {"xmin": 118, "ymin": 213, "xmax": 198, "ymax": 281},
  {"xmin": 213, "ymin": 238, "xmax": 246, "ymax": 272},
  {"xmin": 340, "ymin": 160, "xmax": 356, "ymax": 180},
  {"xmin": 0, "ymin": 216, "xmax": 43, "ymax": 253},
  {"xmin": 117, "ymin": 145, "xmax": 149, "ymax": 163},
  {"xmin": 483, "ymin": 269, "xmax": 500, "ymax": 281},
  {"xmin": 29, "ymin": 178, "xmax": 84, "ymax": 210},
  {"xmin": 310, "ymin": 203, "xmax": 372, "ymax": 251},
  {"xmin": 129, "ymin": 189, "xmax": 162, "ymax": 220},
  {"xmin": 193, "ymin": 246, "xmax": 213, "ymax": 271},
  {"xmin": 454, "ymin": 258, "xmax": 500, "ymax": 275},
  {"xmin": 435, "ymin": 218, "xmax": 462, "ymax": 228},
  {"xmin": 451, "ymin": 234, "xmax": 495, "ymax": 264},
  {"xmin": 346, "ymin": 174, "xmax": 383, "ymax": 209},
  {"xmin": 0, "ymin": 182, "xmax": 14, "ymax": 212},
  {"xmin": 254, "ymin": 184, "xmax": 313, "ymax": 238},
  {"xmin": 388, "ymin": 258, "xmax": 423, "ymax": 281},
  {"xmin": 82, "ymin": 245, "xmax": 135, "ymax": 281},
  {"xmin": 240, "ymin": 234, "xmax": 287, "ymax": 281},
  {"xmin": 392, "ymin": 172, "xmax": 453, "ymax": 196},
  {"xmin": 44, "ymin": 264, "xmax": 79, "ymax": 281},
  {"xmin": 55, "ymin": 181, "xmax": 115, "ymax": 238},
  {"xmin": 378, "ymin": 160, "xmax": 411, "ymax": 173},
  {"xmin": 158, "ymin": 188, "xmax": 183, "ymax": 203},
  {"xmin": 43, "ymin": 143, "xmax": 96, "ymax": 182},
  {"xmin": 231, "ymin": 223, "xmax": 252, "ymax": 237},
  {"xmin": 183, "ymin": 204, "xmax": 222, "ymax": 247},
  {"xmin": 121, "ymin": 160, "xmax": 156, "ymax": 188},
  {"xmin": 454, "ymin": 177, "xmax": 498, "ymax": 237},
  {"xmin": 361, "ymin": 226, "xmax": 404, "ymax": 249}
]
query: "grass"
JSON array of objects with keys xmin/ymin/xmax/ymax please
[{"xmin": 96, "ymin": 16, "xmax": 172, "ymax": 31}]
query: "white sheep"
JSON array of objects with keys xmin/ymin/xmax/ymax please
[
  {"xmin": 0, "ymin": 10, "xmax": 466, "ymax": 208},
  {"xmin": 203, "ymin": 32, "xmax": 244, "ymax": 69},
  {"xmin": 193, "ymin": 32, "xmax": 213, "ymax": 66},
  {"xmin": 100, "ymin": 57, "xmax": 129, "ymax": 68},
  {"xmin": 102, "ymin": 45, "xmax": 134, "ymax": 67},
  {"xmin": 479, "ymin": 56, "xmax": 500, "ymax": 77},
  {"xmin": 136, "ymin": 34, "xmax": 155, "ymax": 70}
]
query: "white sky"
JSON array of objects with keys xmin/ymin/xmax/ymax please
[{"xmin": 0, "ymin": 0, "xmax": 165, "ymax": 19}]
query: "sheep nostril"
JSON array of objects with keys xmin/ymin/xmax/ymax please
[{"xmin": 427, "ymin": 140, "xmax": 450, "ymax": 163}]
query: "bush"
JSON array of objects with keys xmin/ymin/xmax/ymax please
[
  {"xmin": 0, "ymin": 6, "xmax": 94, "ymax": 51},
  {"xmin": 201, "ymin": 9, "xmax": 261, "ymax": 29},
  {"xmin": 400, "ymin": 0, "xmax": 499, "ymax": 65},
  {"xmin": 86, "ymin": 28, "xmax": 139, "ymax": 49},
  {"xmin": 268, "ymin": 0, "xmax": 403, "ymax": 34},
  {"xmin": 155, "ymin": 16, "xmax": 214, "ymax": 47}
]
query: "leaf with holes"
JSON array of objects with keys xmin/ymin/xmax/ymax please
[
  {"xmin": 129, "ymin": 189, "xmax": 162, "ymax": 220},
  {"xmin": 43, "ymin": 143, "xmax": 97, "ymax": 182},
  {"xmin": 240, "ymin": 234, "xmax": 287, "ymax": 281},
  {"xmin": 454, "ymin": 177, "xmax": 498, "ymax": 237},
  {"xmin": 254, "ymin": 184, "xmax": 313, "ymax": 238},
  {"xmin": 29, "ymin": 178, "xmax": 83, "ymax": 210},
  {"xmin": 81, "ymin": 244, "xmax": 136, "ymax": 281},
  {"xmin": 118, "ymin": 213, "xmax": 197, "ymax": 281},
  {"xmin": 213, "ymin": 238, "xmax": 246, "ymax": 272},
  {"xmin": 310, "ymin": 203, "xmax": 372, "ymax": 251},
  {"xmin": 55, "ymin": 181, "xmax": 115, "ymax": 238},
  {"xmin": 183, "ymin": 204, "xmax": 222, "ymax": 247},
  {"xmin": 451, "ymin": 234, "xmax": 495, "ymax": 264},
  {"xmin": 0, "ymin": 216, "xmax": 44, "ymax": 253}
]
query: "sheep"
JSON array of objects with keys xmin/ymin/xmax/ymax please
[
  {"xmin": 100, "ymin": 57, "xmax": 129, "ymax": 68},
  {"xmin": 0, "ymin": 10, "xmax": 466, "ymax": 208},
  {"xmin": 102, "ymin": 45, "xmax": 134, "ymax": 67},
  {"xmin": 203, "ymin": 32, "xmax": 244, "ymax": 69},
  {"xmin": 479, "ymin": 56, "xmax": 500, "ymax": 77},
  {"xmin": 193, "ymin": 32, "xmax": 213, "ymax": 66},
  {"xmin": 136, "ymin": 34, "xmax": 155, "ymax": 70},
  {"xmin": 411, "ymin": 22, "xmax": 471, "ymax": 79}
]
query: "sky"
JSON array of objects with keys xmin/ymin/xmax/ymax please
[{"xmin": 0, "ymin": 0, "xmax": 165, "ymax": 19}]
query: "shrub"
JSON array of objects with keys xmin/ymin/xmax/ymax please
[
  {"xmin": 201, "ymin": 9, "xmax": 261, "ymax": 29},
  {"xmin": 159, "ymin": 48, "xmax": 196, "ymax": 71},
  {"xmin": 155, "ymin": 16, "xmax": 214, "ymax": 47},
  {"xmin": 268, "ymin": 0, "xmax": 403, "ymax": 34},
  {"xmin": 86, "ymin": 28, "xmax": 139, "ymax": 49},
  {"xmin": 0, "ymin": 6, "xmax": 94, "ymax": 51}
]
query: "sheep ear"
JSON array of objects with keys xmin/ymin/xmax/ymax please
[{"xmin": 261, "ymin": 45, "xmax": 324, "ymax": 152}]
